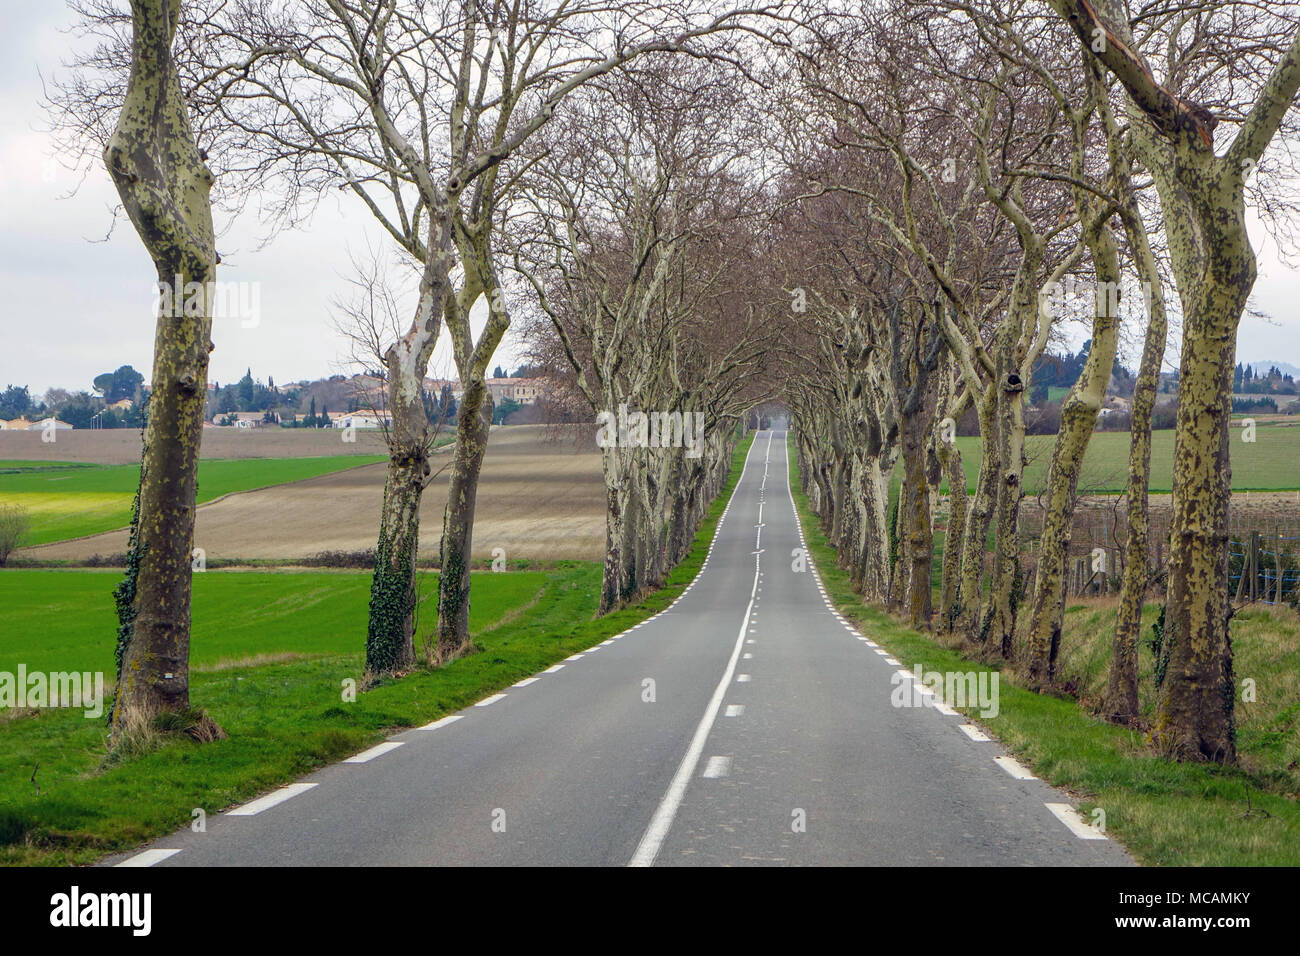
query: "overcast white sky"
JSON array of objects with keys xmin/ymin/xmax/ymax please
[
  {"xmin": 0, "ymin": 5, "xmax": 509, "ymax": 397},
  {"xmin": 1, "ymin": 5, "xmax": 1297, "ymax": 396}
]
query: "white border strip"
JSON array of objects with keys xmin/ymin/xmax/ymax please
[
  {"xmin": 115, "ymin": 848, "xmax": 181, "ymax": 868},
  {"xmin": 1045, "ymin": 802, "xmax": 1108, "ymax": 840},
  {"xmin": 227, "ymin": 782, "xmax": 318, "ymax": 816}
]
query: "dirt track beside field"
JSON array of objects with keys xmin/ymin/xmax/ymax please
[{"xmin": 25, "ymin": 425, "xmax": 606, "ymax": 562}]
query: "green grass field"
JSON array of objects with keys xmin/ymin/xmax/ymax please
[
  {"xmin": 0, "ymin": 569, "xmax": 548, "ymax": 675},
  {"xmin": 934, "ymin": 422, "xmax": 1300, "ymax": 494},
  {"xmin": 0, "ymin": 434, "xmax": 754, "ymax": 865},
  {"xmin": 0, "ymin": 456, "xmax": 384, "ymax": 547}
]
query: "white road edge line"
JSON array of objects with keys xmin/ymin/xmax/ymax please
[
  {"xmin": 1045, "ymin": 802, "xmax": 1108, "ymax": 840},
  {"xmin": 994, "ymin": 755, "xmax": 1038, "ymax": 780},
  {"xmin": 344, "ymin": 741, "xmax": 404, "ymax": 763},
  {"xmin": 418, "ymin": 715, "xmax": 463, "ymax": 731},
  {"xmin": 115, "ymin": 848, "xmax": 181, "ymax": 868},
  {"xmin": 227, "ymin": 782, "xmax": 318, "ymax": 816},
  {"xmin": 475, "ymin": 693, "xmax": 506, "ymax": 707},
  {"xmin": 628, "ymin": 436, "xmax": 762, "ymax": 868}
]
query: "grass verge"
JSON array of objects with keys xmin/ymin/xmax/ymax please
[{"xmin": 790, "ymin": 444, "xmax": 1300, "ymax": 866}]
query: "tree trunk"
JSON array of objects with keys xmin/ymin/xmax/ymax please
[
  {"xmin": 364, "ymin": 264, "xmax": 446, "ymax": 678},
  {"xmin": 365, "ymin": 448, "xmax": 426, "ymax": 676},
  {"xmin": 105, "ymin": 0, "xmax": 218, "ymax": 735},
  {"xmin": 1106, "ymin": 205, "xmax": 1169, "ymax": 723},
  {"xmin": 956, "ymin": 389, "xmax": 999, "ymax": 642},
  {"xmin": 1024, "ymin": 226, "xmax": 1122, "ymax": 684},
  {"xmin": 936, "ymin": 439, "xmax": 967, "ymax": 633},
  {"xmin": 856, "ymin": 456, "xmax": 894, "ymax": 603},
  {"xmin": 899, "ymin": 400, "xmax": 937, "ymax": 626},
  {"xmin": 986, "ymin": 351, "xmax": 1026, "ymax": 659},
  {"xmin": 434, "ymin": 380, "xmax": 494, "ymax": 663}
]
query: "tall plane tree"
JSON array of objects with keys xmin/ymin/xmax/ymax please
[
  {"xmin": 1047, "ymin": 0, "xmax": 1300, "ymax": 761},
  {"xmin": 103, "ymin": 0, "xmax": 218, "ymax": 736}
]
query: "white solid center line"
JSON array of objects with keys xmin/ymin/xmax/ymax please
[
  {"xmin": 628, "ymin": 439, "xmax": 760, "ymax": 868},
  {"xmin": 227, "ymin": 782, "xmax": 317, "ymax": 816},
  {"xmin": 344, "ymin": 741, "xmax": 404, "ymax": 763},
  {"xmin": 116, "ymin": 848, "xmax": 181, "ymax": 867}
]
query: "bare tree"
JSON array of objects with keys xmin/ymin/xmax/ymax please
[
  {"xmin": 515, "ymin": 59, "xmax": 773, "ymax": 610},
  {"xmin": 1047, "ymin": 0, "xmax": 1300, "ymax": 761},
  {"xmin": 100, "ymin": 0, "xmax": 219, "ymax": 738}
]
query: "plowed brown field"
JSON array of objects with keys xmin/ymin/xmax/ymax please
[{"xmin": 25, "ymin": 425, "xmax": 605, "ymax": 562}]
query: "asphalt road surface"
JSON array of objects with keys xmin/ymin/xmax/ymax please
[{"xmin": 107, "ymin": 431, "xmax": 1132, "ymax": 867}]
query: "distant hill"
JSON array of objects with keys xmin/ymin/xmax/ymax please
[{"xmin": 1241, "ymin": 360, "xmax": 1300, "ymax": 378}]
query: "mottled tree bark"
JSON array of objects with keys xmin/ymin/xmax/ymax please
[
  {"xmin": 105, "ymin": 0, "xmax": 217, "ymax": 735},
  {"xmin": 1105, "ymin": 164, "xmax": 1169, "ymax": 723},
  {"xmin": 985, "ymin": 338, "xmax": 1027, "ymax": 659},
  {"xmin": 956, "ymin": 388, "xmax": 999, "ymax": 642},
  {"xmin": 935, "ymin": 370, "xmax": 969, "ymax": 633},
  {"xmin": 1048, "ymin": 0, "xmax": 1300, "ymax": 760},
  {"xmin": 434, "ymin": 381, "xmax": 493, "ymax": 663},
  {"xmin": 434, "ymin": 231, "xmax": 508, "ymax": 660},
  {"xmin": 936, "ymin": 432, "xmax": 968, "ymax": 632},
  {"xmin": 1023, "ymin": 227, "xmax": 1121, "ymax": 683},
  {"xmin": 364, "ymin": 246, "xmax": 450, "ymax": 678}
]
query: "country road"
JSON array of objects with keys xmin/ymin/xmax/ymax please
[{"xmin": 107, "ymin": 432, "xmax": 1131, "ymax": 867}]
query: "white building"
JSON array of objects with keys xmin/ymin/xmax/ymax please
[{"xmin": 333, "ymin": 414, "xmax": 386, "ymax": 430}]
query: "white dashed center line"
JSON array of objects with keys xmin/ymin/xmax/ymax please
[{"xmin": 702, "ymin": 756, "xmax": 732, "ymax": 778}]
